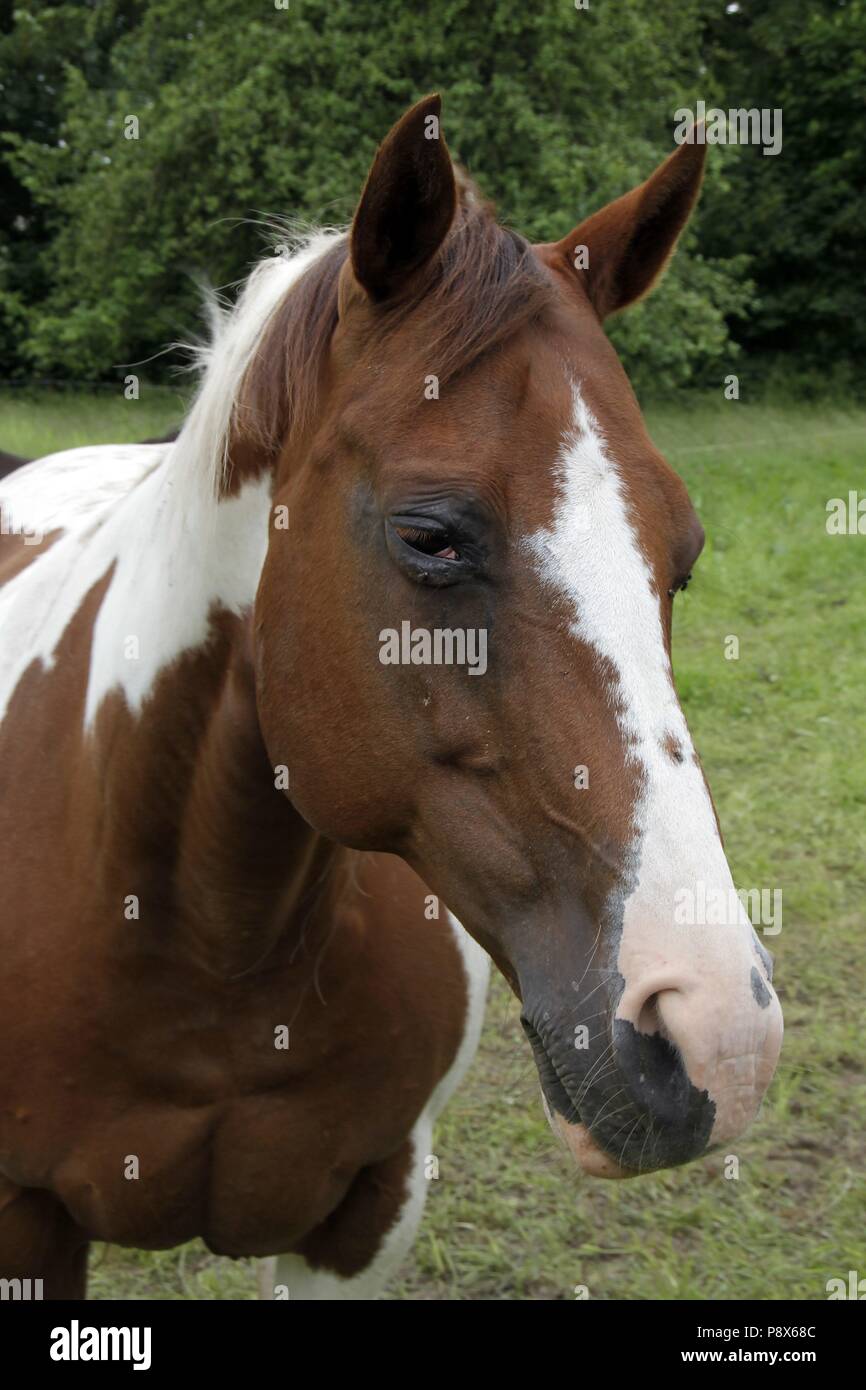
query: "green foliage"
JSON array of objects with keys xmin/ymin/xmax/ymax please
[
  {"xmin": 0, "ymin": 0, "xmax": 862, "ymax": 389},
  {"xmin": 0, "ymin": 2, "xmax": 148, "ymax": 374},
  {"xmin": 702, "ymin": 0, "xmax": 866, "ymax": 377},
  {"xmin": 0, "ymin": 0, "xmax": 749, "ymax": 388}
]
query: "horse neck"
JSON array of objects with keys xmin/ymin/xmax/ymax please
[
  {"xmin": 167, "ymin": 621, "xmax": 342, "ymax": 976},
  {"xmin": 91, "ymin": 442, "xmax": 340, "ymax": 976}
]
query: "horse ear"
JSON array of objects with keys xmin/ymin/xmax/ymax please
[
  {"xmin": 558, "ymin": 135, "xmax": 707, "ymax": 320},
  {"xmin": 350, "ymin": 94, "xmax": 457, "ymax": 302}
]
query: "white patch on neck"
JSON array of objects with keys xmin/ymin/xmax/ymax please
[
  {"xmin": 0, "ymin": 445, "xmax": 271, "ymax": 727},
  {"xmin": 526, "ymin": 384, "xmax": 780, "ymax": 1140}
]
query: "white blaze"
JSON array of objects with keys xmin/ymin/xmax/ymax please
[{"xmin": 526, "ymin": 384, "xmax": 781, "ymax": 1145}]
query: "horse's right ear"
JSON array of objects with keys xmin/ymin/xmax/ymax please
[
  {"xmin": 555, "ymin": 135, "xmax": 707, "ymax": 320},
  {"xmin": 350, "ymin": 94, "xmax": 457, "ymax": 303}
]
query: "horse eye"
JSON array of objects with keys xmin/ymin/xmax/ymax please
[{"xmin": 393, "ymin": 524, "xmax": 460, "ymax": 561}]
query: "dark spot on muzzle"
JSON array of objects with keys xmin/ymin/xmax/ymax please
[
  {"xmin": 750, "ymin": 965, "xmax": 771, "ymax": 1009},
  {"xmin": 751, "ymin": 934, "xmax": 774, "ymax": 981}
]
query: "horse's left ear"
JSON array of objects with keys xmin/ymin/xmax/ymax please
[
  {"xmin": 556, "ymin": 135, "xmax": 707, "ymax": 320},
  {"xmin": 350, "ymin": 93, "xmax": 457, "ymax": 303}
]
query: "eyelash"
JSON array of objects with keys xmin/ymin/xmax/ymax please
[{"xmin": 393, "ymin": 525, "xmax": 460, "ymax": 561}]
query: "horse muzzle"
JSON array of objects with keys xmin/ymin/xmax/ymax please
[{"xmin": 522, "ymin": 958, "xmax": 783, "ymax": 1178}]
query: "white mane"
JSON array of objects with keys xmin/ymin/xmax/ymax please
[{"xmin": 173, "ymin": 227, "xmax": 345, "ymax": 505}]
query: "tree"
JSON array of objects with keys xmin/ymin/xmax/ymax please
[
  {"xmin": 4, "ymin": 0, "xmax": 753, "ymax": 389},
  {"xmin": 701, "ymin": 0, "xmax": 866, "ymax": 381}
]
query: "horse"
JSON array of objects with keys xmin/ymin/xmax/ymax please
[
  {"xmin": 0, "ymin": 432, "xmax": 179, "ymax": 486},
  {"xmin": 0, "ymin": 94, "xmax": 782, "ymax": 1301}
]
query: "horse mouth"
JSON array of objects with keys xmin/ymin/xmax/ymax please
[
  {"xmin": 521, "ymin": 1016, "xmax": 581, "ymax": 1123},
  {"xmin": 521, "ymin": 1016, "xmax": 637, "ymax": 1180}
]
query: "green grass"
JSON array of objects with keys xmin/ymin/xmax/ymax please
[
  {"xmin": 3, "ymin": 391, "xmax": 864, "ymax": 1300},
  {"xmin": 0, "ymin": 387, "xmax": 189, "ymax": 457}
]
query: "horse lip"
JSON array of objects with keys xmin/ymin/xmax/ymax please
[
  {"xmin": 522, "ymin": 1014, "xmax": 638, "ymax": 1180},
  {"xmin": 520, "ymin": 1015, "xmax": 582, "ymax": 1126}
]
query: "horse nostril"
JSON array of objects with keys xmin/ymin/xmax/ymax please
[
  {"xmin": 636, "ymin": 990, "xmax": 661, "ymax": 1037},
  {"xmin": 627, "ymin": 983, "xmax": 684, "ymax": 1048}
]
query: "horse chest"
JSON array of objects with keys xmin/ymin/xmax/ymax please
[
  {"xmin": 48, "ymin": 1086, "xmax": 378, "ymax": 1255},
  {"xmin": 0, "ymin": 688, "xmax": 475, "ymax": 1259},
  {"xmin": 9, "ymin": 947, "xmax": 457, "ymax": 1256}
]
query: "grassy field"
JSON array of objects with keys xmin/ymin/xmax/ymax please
[{"xmin": 2, "ymin": 389, "xmax": 864, "ymax": 1300}]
